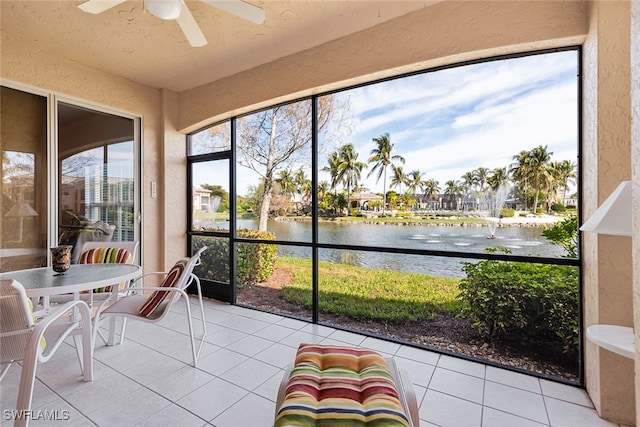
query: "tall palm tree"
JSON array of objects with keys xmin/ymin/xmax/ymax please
[
  {"xmin": 406, "ymin": 170, "xmax": 425, "ymax": 208},
  {"xmin": 294, "ymin": 169, "xmax": 312, "ymax": 202},
  {"xmin": 551, "ymin": 160, "xmax": 576, "ymax": 204},
  {"xmin": 422, "ymin": 178, "xmax": 440, "ymax": 210},
  {"xmin": 487, "ymin": 167, "xmax": 509, "ymax": 191},
  {"xmin": 322, "ymin": 151, "xmax": 341, "ymax": 197},
  {"xmin": 317, "ymin": 180, "xmax": 330, "ymax": 207},
  {"xmin": 367, "ymin": 133, "xmax": 405, "ymax": 215},
  {"xmin": 460, "ymin": 170, "xmax": 476, "ymax": 210},
  {"xmin": 444, "ymin": 180, "xmax": 462, "ymax": 210},
  {"xmin": 276, "ymin": 169, "xmax": 297, "ymax": 203},
  {"xmin": 390, "ymin": 165, "xmax": 408, "ymax": 194},
  {"xmin": 526, "ymin": 145, "xmax": 553, "ymax": 213},
  {"xmin": 473, "ymin": 167, "xmax": 490, "ymax": 193},
  {"xmin": 509, "ymin": 150, "xmax": 533, "ymax": 211},
  {"xmin": 337, "ymin": 143, "xmax": 367, "ymax": 216}
]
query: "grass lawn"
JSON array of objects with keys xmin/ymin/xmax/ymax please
[{"xmin": 276, "ymin": 257, "xmax": 462, "ymax": 323}]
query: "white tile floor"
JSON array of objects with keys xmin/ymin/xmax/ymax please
[{"xmin": 1, "ymin": 296, "xmax": 622, "ymax": 427}]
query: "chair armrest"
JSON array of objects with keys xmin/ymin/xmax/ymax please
[
  {"xmin": 126, "ymin": 272, "xmax": 169, "ymax": 288},
  {"xmin": 32, "ymin": 300, "xmax": 92, "ymax": 362}
]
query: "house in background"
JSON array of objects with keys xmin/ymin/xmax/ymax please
[{"xmin": 1, "ymin": 1, "xmax": 639, "ymax": 425}]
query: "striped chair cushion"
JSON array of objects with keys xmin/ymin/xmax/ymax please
[
  {"xmin": 79, "ymin": 247, "xmax": 133, "ymax": 293},
  {"xmin": 275, "ymin": 343, "xmax": 410, "ymax": 427},
  {"xmin": 138, "ymin": 258, "xmax": 188, "ymax": 318}
]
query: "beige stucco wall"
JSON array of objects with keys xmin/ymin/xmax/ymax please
[
  {"xmin": 0, "ymin": 34, "xmax": 184, "ymax": 273},
  {"xmin": 632, "ymin": 0, "xmax": 640, "ymax": 425},
  {"xmin": 178, "ymin": 0, "xmax": 588, "ymax": 132}
]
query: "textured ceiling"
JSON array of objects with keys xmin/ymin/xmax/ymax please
[{"xmin": 1, "ymin": 1, "xmax": 432, "ymax": 92}]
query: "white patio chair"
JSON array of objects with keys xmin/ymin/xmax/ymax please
[
  {"xmin": 92, "ymin": 247, "xmax": 207, "ymax": 367},
  {"xmin": 0, "ymin": 279, "xmax": 93, "ymax": 427}
]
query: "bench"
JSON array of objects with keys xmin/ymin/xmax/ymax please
[{"xmin": 275, "ymin": 343, "xmax": 419, "ymax": 426}]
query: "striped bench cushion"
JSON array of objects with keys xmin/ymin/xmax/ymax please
[{"xmin": 275, "ymin": 343, "xmax": 410, "ymax": 427}]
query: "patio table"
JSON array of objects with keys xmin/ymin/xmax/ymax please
[{"xmin": 0, "ymin": 263, "xmax": 142, "ymax": 344}]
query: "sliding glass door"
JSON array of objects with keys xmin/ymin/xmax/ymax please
[
  {"xmin": 0, "ymin": 85, "xmax": 141, "ymax": 272},
  {"xmin": 57, "ymin": 102, "xmax": 140, "ymax": 263}
]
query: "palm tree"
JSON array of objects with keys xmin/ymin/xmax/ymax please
[
  {"xmin": 460, "ymin": 170, "xmax": 476, "ymax": 210},
  {"xmin": 527, "ymin": 145, "xmax": 553, "ymax": 213},
  {"xmin": 422, "ymin": 178, "xmax": 440, "ymax": 210},
  {"xmin": 367, "ymin": 133, "xmax": 405, "ymax": 215},
  {"xmin": 444, "ymin": 180, "xmax": 462, "ymax": 210},
  {"xmin": 510, "ymin": 150, "xmax": 532, "ymax": 211},
  {"xmin": 487, "ymin": 167, "xmax": 509, "ymax": 191},
  {"xmin": 294, "ymin": 169, "xmax": 312, "ymax": 202},
  {"xmin": 551, "ymin": 160, "xmax": 576, "ymax": 205},
  {"xmin": 276, "ymin": 169, "xmax": 297, "ymax": 203},
  {"xmin": 337, "ymin": 143, "xmax": 367, "ymax": 216},
  {"xmin": 473, "ymin": 167, "xmax": 490, "ymax": 193},
  {"xmin": 322, "ymin": 151, "xmax": 341, "ymax": 197},
  {"xmin": 390, "ymin": 165, "xmax": 408, "ymax": 208},
  {"xmin": 390, "ymin": 165, "xmax": 408, "ymax": 194},
  {"xmin": 317, "ymin": 180, "xmax": 330, "ymax": 206},
  {"xmin": 406, "ymin": 170, "xmax": 424, "ymax": 209}
]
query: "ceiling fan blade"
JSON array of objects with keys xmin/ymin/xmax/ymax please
[
  {"xmin": 201, "ymin": 0, "xmax": 265, "ymax": 24},
  {"xmin": 176, "ymin": 2, "xmax": 208, "ymax": 47},
  {"xmin": 78, "ymin": 0, "xmax": 128, "ymax": 14}
]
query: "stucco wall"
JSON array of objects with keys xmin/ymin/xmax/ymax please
[
  {"xmin": 632, "ymin": 0, "xmax": 640, "ymax": 425},
  {"xmin": 2, "ymin": 1, "xmax": 638, "ymax": 423},
  {"xmin": 178, "ymin": 0, "xmax": 587, "ymax": 133},
  {"xmin": 583, "ymin": 1, "xmax": 635, "ymax": 425},
  {"xmin": 0, "ymin": 34, "xmax": 182, "ymax": 273}
]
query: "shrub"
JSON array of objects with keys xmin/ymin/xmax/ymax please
[
  {"xmin": 542, "ymin": 215, "xmax": 578, "ymax": 258},
  {"xmin": 551, "ymin": 203, "xmax": 566, "ymax": 212},
  {"xmin": 500, "ymin": 208, "xmax": 515, "ymax": 218},
  {"xmin": 458, "ymin": 260, "xmax": 579, "ymax": 355},
  {"xmin": 193, "ymin": 229, "xmax": 277, "ymax": 289}
]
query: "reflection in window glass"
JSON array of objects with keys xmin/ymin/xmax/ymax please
[
  {"xmin": 190, "ymin": 121, "xmax": 231, "ymax": 155},
  {"xmin": 1, "ymin": 86, "xmax": 48, "ymax": 272},
  {"xmin": 191, "ymin": 160, "xmax": 229, "ymax": 232}
]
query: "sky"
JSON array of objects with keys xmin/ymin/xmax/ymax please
[{"xmin": 197, "ymin": 49, "xmax": 579, "ymax": 197}]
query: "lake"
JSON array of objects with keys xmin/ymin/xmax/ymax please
[{"xmin": 215, "ymin": 218, "xmax": 567, "ymax": 278}]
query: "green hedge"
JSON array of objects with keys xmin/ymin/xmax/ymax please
[
  {"xmin": 458, "ymin": 260, "xmax": 579, "ymax": 355},
  {"xmin": 193, "ymin": 229, "xmax": 277, "ymax": 288}
]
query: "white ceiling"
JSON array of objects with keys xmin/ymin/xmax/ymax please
[{"xmin": 1, "ymin": 1, "xmax": 432, "ymax": 92}]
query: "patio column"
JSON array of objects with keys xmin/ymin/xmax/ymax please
[{"xmin": 583, "ymin": 1, "xmax": 635, "ymax": 424}]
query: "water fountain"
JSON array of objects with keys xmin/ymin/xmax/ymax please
[{"xmin": 482, "ymin": 185, "xmax": 511, "ymax": 239}]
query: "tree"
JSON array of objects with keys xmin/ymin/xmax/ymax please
[
  {"xmin": 236, "ymin": 96, "xmax": 344, "ymax": 231},
  {"xmin": 487, "ymin": 167, "xmax": 509, "ymax": 191},
  {"xmin": 275, "ymin": 169, "xmax": 297, "ymax": 203},
  {"xmin": 473, "ymin": 167, "xmax": 490, "ymax": 193},
  {"xmin": 510, "ymin": 145, "xmax": 553, "ymax": 213},
  {"xmin": 550, "ymin": 160, "xmax": 576, "ymax": 204},
  {"xmin": 526, "ymin": 145, "xmax": 553, "ymax": 213},
  {"xmin": 444, "ymin": 180, "xmax": 462, "ymax": 210},
  {"xmin": 336, "ymin": 143, "xmax": 367, "ymax": 215},
  {"xmin": 367, "ymin": 133, "xmax": 405, "ymax": 216},
  {"xmin": 390, "ymin": 165, "xmax": 408, "ymax": 195},
  {"xmin": 422, "ymin": 178, "xmax": 440, "ymax": 209},
  {"xmin": 406, "ymin": 170, "xmax": 424, "ymax": 208}
]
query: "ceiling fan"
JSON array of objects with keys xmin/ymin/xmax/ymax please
[{"xmin": 78, "ymin": 0, "xmax": 265, "ymax": 47}]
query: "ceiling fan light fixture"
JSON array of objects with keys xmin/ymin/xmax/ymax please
[{"xmin": 145, "ymin": 0, "xmax": 182, "ymax": 20}]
